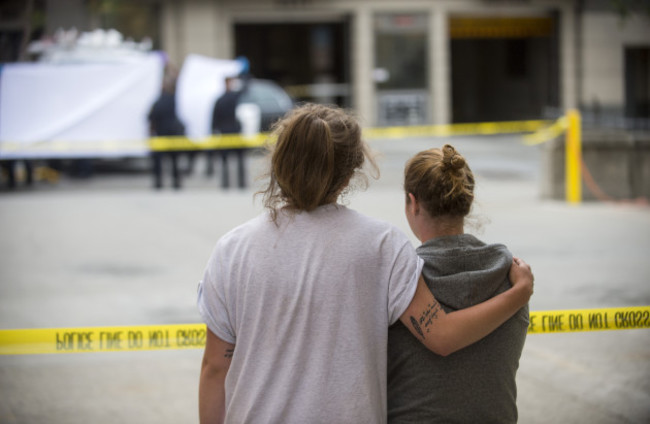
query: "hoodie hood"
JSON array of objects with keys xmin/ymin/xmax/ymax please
[{"xmin": 416, "ymin": 234, "xmax": 513, "ymax": 311}]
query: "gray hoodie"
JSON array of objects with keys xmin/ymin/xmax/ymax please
[{"xmin": 388, "ymin": 234, "xmax": 529, "ymax": 424}]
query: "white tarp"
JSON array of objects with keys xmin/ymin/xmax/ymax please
[
  {"xmin": 175, "ymin": 54, "xmax": 242, "ymax": 139},
  {"xmin": 0, "ymin": 53, "xmax": 164, "ymax": 158}
]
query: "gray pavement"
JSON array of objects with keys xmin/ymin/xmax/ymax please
[{"xmin": 1, "ymin": 134, "xmax": 649, "ymax": 423}]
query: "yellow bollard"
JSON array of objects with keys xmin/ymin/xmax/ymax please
[{"xmin": 565, "ymin": 109, "xmax": 582, "ymax": 204}]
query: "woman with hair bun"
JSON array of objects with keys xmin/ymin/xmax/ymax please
[
  {"xmin": 197, "ymin": 106, "xmax": 533, "ymax": 424},
  {"xmin": 388, "ymin": 144, "xmax": 530, "ymax": 423}
]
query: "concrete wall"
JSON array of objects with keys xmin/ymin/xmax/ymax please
[
  {"xmin": 581, "ymin": 12, "xmax": 650, "ymax": 111},
  {"xmin": 541, "ymin": 130, "xmax": 650, "ymax": 201}
]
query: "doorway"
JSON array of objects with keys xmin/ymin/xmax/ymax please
[
  {"xmin": 625, "ymin": 47, "xmax": 650, "ymax": 126},
  {"xmin": 234, "ymin": 21, "xmax": 350, "ymax": 106},
  {"xmin": 450, "ymin": 16, "xmax": 559, "ymax": 123}
]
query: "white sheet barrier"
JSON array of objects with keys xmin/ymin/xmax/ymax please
[{"xmin": 0, "ymin": 54, "xmax": 164, "ymax": 159}]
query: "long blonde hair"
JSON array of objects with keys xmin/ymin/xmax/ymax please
[
  {"xmin": 258, "ymin": 103, "xmax": 378, "ymax": 222},
  {"xmin": 404, "ymin": 144, "xmax": 474, "ymax": 217}
]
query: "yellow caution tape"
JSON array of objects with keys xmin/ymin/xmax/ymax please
[
  {"xmin": 523, "ymin": 116, "xmax": 568, "ymax": 145},
  {"xmin": 1, "ymin": 119, "xmax": 553, "ymax": 157},
  {"xmin": 528, "ymin": 306, "xmax": 650, "ymax": 334},
  {"xmin": 149, "ymin": 134, "xmax": 270, "ymax": 151},
  {"xmin": 0, "ymin": 307, "xmax": 648, "ymax": 355},
  {"xmin": 150, "ymin": 120, "xmax": 552, "ymax": 151},
  {"xmin": 0, "ymin": 323, "xmax": 206, "ymax": 355},
  {"xmin": 363, "ymin": 120, "xmax": 550, "ymax": 140}
]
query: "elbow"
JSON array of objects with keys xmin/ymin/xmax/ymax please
[
  {"xmin": 425, "ymin": 331, "xmax": 463, "ymax": 357},
  {"xmin": 437, "ymin": 348, "xmax": 454, "ymax": 357},
  {"xmin": 431, "ymin": 343, "xmax": 454, "ymax": 357},
  {"xmin": 201, "ymin": 360, "xmax": 225, "ymax": 381}
]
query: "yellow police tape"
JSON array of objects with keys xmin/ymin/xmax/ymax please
[
  {"xmin": 149, "ymin": 134, "xmax": 270, "ymax": 151},
  {"xmin": 0, "ymin": 323, "xmax": 207, "ymax": 355},
  {"xmin": 147, "ymin": 120, "xmax": 553, "ymax": 151},
  {"xmin": 363, "ymin": 120, "xmax": 550, "ymax": 140},
  {"xmin": 148, "ymin": 120, "xmax": 552, "ymax": 151},
  {"xmin": 526, "ymin": 306, "xmax": 650, "ymax": 334},
  {"xmin": 0, "ymin": 119, "xmax": 555, "ymax": 157},
  {"xmin": 522, "ymin": 116, "xmax": 568, "ymax": 145},
  {"xmin": 0, "ymin": 306, "xmax": 648, "ymax": 355}
]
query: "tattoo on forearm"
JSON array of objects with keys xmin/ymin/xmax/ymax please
[
  {"xmin": 410, "ymin": 300, "xmax": 442, "ymax": 340},
  {"xmin": 410, "ymin": 316, "xmax": 424, "ymax": 339},
  {"xmin": 224, "ymin": 348, "xmax": 234, "ymax": 359}
]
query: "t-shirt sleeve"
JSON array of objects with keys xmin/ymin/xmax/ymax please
[
  {"xmin": 387, "ymin": 231, "xmax": 424, "ymax": 325},
  {"xmin": 197, "ymin": 246, "xmax": 236, "ymax": 344}
]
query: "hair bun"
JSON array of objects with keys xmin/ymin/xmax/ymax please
[{"xmin": 442, "ymin": 144, "xmax": 465, "ymax": 171}]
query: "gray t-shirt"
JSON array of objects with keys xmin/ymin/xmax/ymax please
[
  {"xmin": 198, "ymin": 204, "xmax": 424, "ymax": 424},
  {"xmin": 387, "ymin": 234, "xmax": 529, "ymax": 424}
]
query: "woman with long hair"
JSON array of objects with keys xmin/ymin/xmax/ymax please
[{"xmin": 198, "ymin": 105, "xmax": 533, "ymax": 424}]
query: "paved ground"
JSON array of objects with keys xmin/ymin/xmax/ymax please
[{"xmin": 1, "ymin": 134, "xmax": 649, "ymax": 423}]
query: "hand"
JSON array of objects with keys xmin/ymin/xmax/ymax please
[{"xmin": 509, "ymin": 256, "xmax": 534, "ymax": 303}]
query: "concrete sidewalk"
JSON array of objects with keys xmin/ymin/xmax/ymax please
[{"xmin": 1, "ymin": 135, "xmax": 649, "ymax": 423}]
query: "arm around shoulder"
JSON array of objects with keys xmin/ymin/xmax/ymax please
[{"xmin": 399, "ymin": 257, "xmax": 533, "ymax": 356}]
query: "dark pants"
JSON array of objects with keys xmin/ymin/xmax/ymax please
[
  {"xmin": 220, "ymin": 149, "xmax": 246, "ymax": 189},
  {"xmin": 206, "ymin": 148, "xmax": 246, "ymax": 189},
  {"xmin": 152, "ymin": 152, "xmax": 181, "ymax": 189}
]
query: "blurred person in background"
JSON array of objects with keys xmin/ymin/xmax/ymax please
[
  {"xmin": 197, "ymin": 104, "xmax": 533, "ymax": 424},
  {"xmin": 388, "ymin": 144, "xmax": 529, "ymax": 423},
  {"xmin": 209, "ymin": 74, "xmax": 250, "ymax": 189},
  {"xmin": 148, "ymin": 65, "xmax": 186, "ymax": 189}
]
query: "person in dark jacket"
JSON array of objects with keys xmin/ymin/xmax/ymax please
[
  {"xmin": 210, "ymin": 76, "xmax": 248, "ymax": 189},
  {"xmin": 148, "ymin": 68, "xmax": 186, "ymax": 189}
]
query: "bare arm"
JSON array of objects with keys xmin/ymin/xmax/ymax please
[
  {"xmin": 199, "ymin": 329, "xmax": 234, "ymax": 424},
  {"xmin": 400, "ymin": 257, "xmax": 533, "ymax": 356}
]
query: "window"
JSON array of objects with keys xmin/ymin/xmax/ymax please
[{"xmin": 374, "ymin": 13, "xmax": 428, "ymax": 90}]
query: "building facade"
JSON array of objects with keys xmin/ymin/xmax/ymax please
[
  {"xmin": 159, "ymin": 0, "xmax": 650, "ymax": 127},
  {"xmin": 5, "ymin": 0, "xmax": 650, "ymax": 127},
  {"xmin": 157, "ymin": 0, "xmax": 577, "ymax": 127}
]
